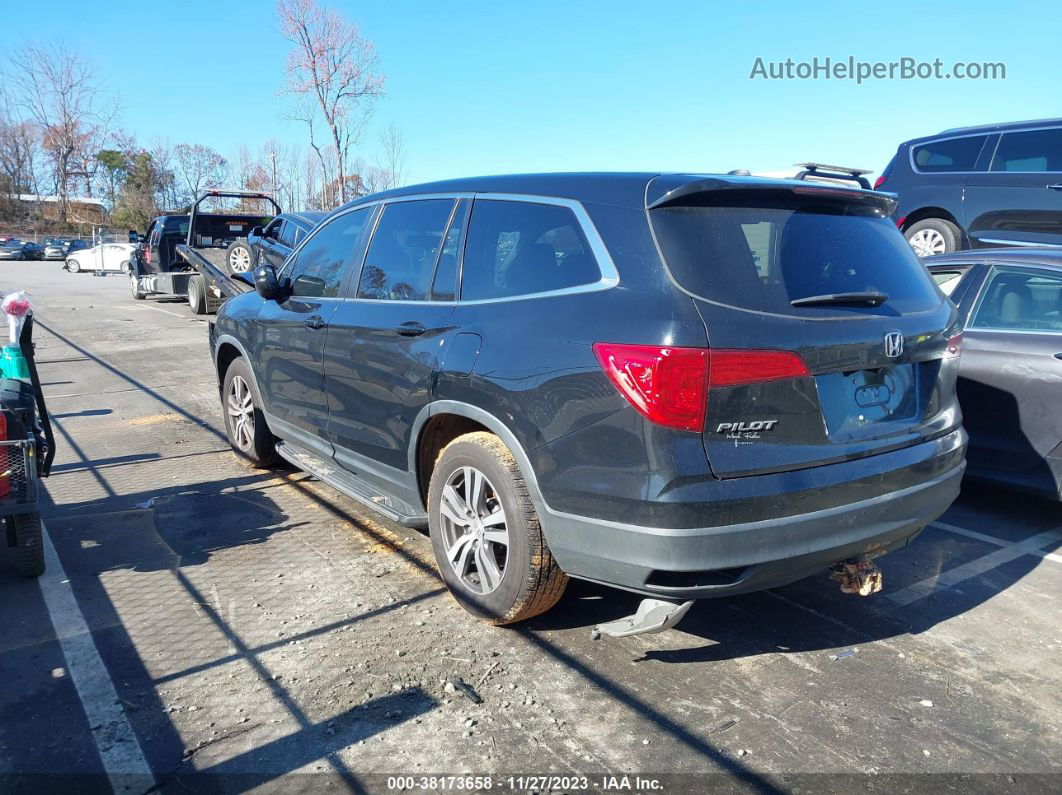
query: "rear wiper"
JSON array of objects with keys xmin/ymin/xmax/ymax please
[{"xmin": 790, "ymin": 291, "xmax": 889, "ymax": 307}]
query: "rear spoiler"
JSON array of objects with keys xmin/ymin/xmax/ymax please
[
  {"xmin": 646, "ymin": 174, "xmax": 896, "ymax": 214},
  {"xmin": 792, "ymin": 163, "xmax": 874, "ymax": 190},
  {"xmin": 176, "ymin": 244, "xmax": 254, "ymax": 299}
]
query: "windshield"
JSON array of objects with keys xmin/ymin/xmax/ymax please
[{"xmin": 650, "ymin": 194, "xmax": 941, "ymax": 315}]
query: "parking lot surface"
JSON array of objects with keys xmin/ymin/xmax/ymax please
[{"xmin": 1, "ymin": 262, "xmax": 1059, "ymax": 792}]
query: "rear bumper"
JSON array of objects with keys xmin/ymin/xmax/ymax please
[{"xmin": 541, "ymin": 431, "xmax": 965, "ymax": 599}]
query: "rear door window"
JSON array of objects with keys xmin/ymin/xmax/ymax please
[
  {"xmin": 650, "ymin": 193, "xmax": 942, "ymax": 315},
  {"xmin": 461, "ymin": 200, "xmax": 600, "ymax": 300},
  {"xmin": 357, "ymin": 199, "xmax": 454, "ymax": 301},
  {"xmin": 971, "ymin": 268, "xmax": 1062, "ymax": 331},
  {"xmin": 911, "ymin": 135, "xmax": 988, "ymax": 173},
  {"xmin": 990, "ymin": 128, "xmax": 1062, "ymax": 172},
  {"xmin": 285, "ymin": 207, "xmax": 372, "ymax": 298}
]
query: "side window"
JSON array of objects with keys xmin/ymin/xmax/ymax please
[
  {"xmin": 461, "ymin": 200, "xmax": 600, "ymax": 301},
  {"xmin": 285, "ymin": 207, "xmax": 371, "ymax": 298},
  {"xmin": 357, "ymin": 199, "xmax": 454, "ymax": 301},
  {"xmin": 278, "ymin": 220, "xmax": 297, "ymax": 247},
  {"xmin": 263, "ymin": 219, "xmax": 282, "ymax": 240},
  {"xmin": 990, "ymin": 128, "xmax": 1062, "ymax": 173},
  {"xmin": 930, "ymin": 269, "xmax": 967, "ymax": 297},
  {"xmin": 292, "ymin": 226, "xmax": 306, "ymax": 246},
  {"xmin": 971, "ymin": 269, "xmax": 1062, "ymax": 331},
  {"xmin": 912, "ymin": 135, "xmax": 988, "ymax": 173},
  {"xmin": 430, "ymin": 201, "xmax": 468, "ymax": 301}
]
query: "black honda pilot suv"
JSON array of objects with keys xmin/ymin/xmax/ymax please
[{"xmin": 209, "ymin": 173, "xmax": 966, "ymax": 626}]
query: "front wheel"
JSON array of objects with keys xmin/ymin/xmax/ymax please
[
  {"xmin": 427, "ymin": 432, "xmax": 568, "ymax": 624},
  {"xmin": 66, "ymin": 258, "xmax": 80, "ymax": 273},
  {"xmin": 222, "ymin": 358, "xmax": 277, "ymax": 468},
  {"xmin": 130, "ymin": 273, "xmax": 145, "ymax": 300},
  {"xmin": 905, "ymin": 218, "xmax": 960, "ymax": 257}
]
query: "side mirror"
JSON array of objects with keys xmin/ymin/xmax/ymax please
[
  {"xmin": 254, "ymin": 264, "xmax": 283, "ymax": 301},
  {"xmin": 250, "ymin": 225, "xmax": 264, "ymax": 238}
]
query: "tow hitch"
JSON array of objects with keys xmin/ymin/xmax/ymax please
[
  {"xmin": 831, "ymin": 559, "xmax": 883, "ymax": 596},
  {"xmin": 594, "ymin": 598, "xmax": 694, "ymax": 639}
]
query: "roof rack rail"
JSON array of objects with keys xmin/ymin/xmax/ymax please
[{"xmin": 792, "ymin": 163, "xmax": 873, "ymax": 190}]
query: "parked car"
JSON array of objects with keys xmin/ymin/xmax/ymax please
[
  {"xmin": 63, "ymin": 242, "xmax": 137, "ymax": 274},
  {"xmin": 877, "ymin": 118, "xmax": 1062, "ymax": 256},
  {"xmin": 925, "ymin": 248, "xmax": 1062, "ymax": 499},
  {"xmin": 226, "ymin": 211, "xmax": 327, "ymax": 273},
  {"xmin": 44, "ymin": 238, "xmax": 88, "ymax": 260},
  {"xmin": 0, "ymin": 240, "xmax": 44, "ymax": 261},
  {"xmin": 206, "ymin": 173, "xmax": 967, "ymax": 628}
]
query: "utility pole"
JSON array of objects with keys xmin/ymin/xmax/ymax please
[{"xmin": 269, "ymin": 149, "xmax": 278, "ymax": 204}]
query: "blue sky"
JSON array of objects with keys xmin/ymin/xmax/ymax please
[{"xmin": 5, "ymin": 0, "xmax": 1059, "ymax": 184}]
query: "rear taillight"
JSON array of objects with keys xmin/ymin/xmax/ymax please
[
  {"xmin": 945, "ymin": 331, "xmax": 963, "ymax": 359},
  {"xmin": 873, "ymin": 175, "xmax": 886, "ymax": 190},
  {"xmin": 593, "ymin": 344, "xmax": 709, "ymax": 432},
  {"xmin": 593, "ymin": 343, "xmax": 809, "ymax": 432}
]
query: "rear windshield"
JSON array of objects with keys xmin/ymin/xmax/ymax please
[{"xmin": 650, "ymin": 193, "xmax": 941, "ymax": 315}]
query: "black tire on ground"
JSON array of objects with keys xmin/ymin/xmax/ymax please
[
  {"xmin": 66, "ymin": 258, "xmax": 80, "ymax": 273},
  {"xmin": 130, "ymin": 273, "xmax": 145, "ymax": 300},
  {"xmin": 904, "ymin": 217, "xmax": 961, "ymax": 257},
  {"xmin": 188, "ymin": 274, "xmax": 208, "ymax": 315},
  {"xmin": 427, "ymin": 431, "xmax": 568, "ymax": 624},
  {"xmin": 15, "ymin": 513, "xmax": 44, "ymax": 578},
  {"xmin": 221, "ymin": 357, "xmax": 278, "ymax": 468},
  {"xmin": 225, "ymin": 239, "xmax": 256, "ymax": 275}
]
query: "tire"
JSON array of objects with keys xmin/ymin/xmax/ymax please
[
  {"xmin": 66, "ymin": 258, "xmax": 80, "ymax": 273},
  {"xmin": 427, "ymin": 432, "xmax": 568, "ymax": 624},
  {"xmin": 222, "ymin": 357, "xmax": 277, "ymax": 468},
  {"xmin": 225, "ymin": 239, "xmax": 255, "ymax": 274},
  {"xmin": 904, "ymin": 218, "xmax": 960, "ymax": 257},
  {"xmin": 188, "ymin": 274, "xmax": 208, "ymax": 315},
  {"xmin": 15, "ymin": 513, "xmax": 44, "ymax": 578},
  {"xmin": 130, "ymin": 273, "xmax": 145, "ymax": 300}
]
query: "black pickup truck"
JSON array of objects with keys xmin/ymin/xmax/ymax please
[{"xmin": 129, "ymin": 190, "xmax": 281, "ymax": 314}]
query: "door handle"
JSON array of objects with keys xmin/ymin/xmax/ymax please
[
  {"xmin": 1047, "ymin": 184, "xmax": 1062, "ymax": 191},
  {"xmin": 304, "ymin": 315, "xmax": 326, "ymax": 330},
  {"xmin": 395, "ymin": 321, "xmax": 426, "ymax": 337}
]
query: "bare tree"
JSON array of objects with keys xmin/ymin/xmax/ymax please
[
  {"xmin": 278, "ymin": 0, "xmax": 384, "ymax": 204},
  {"xmin": 377, "ymin": 122, "xmax": 407, "ymax": 190},
  {"xmin": 148, "ymin": 140, "xmax": 179, "ymax": 210},
  {"xmin": 6, "ymin": 44, "xmax": 114, "ymax": 225},
  {"xmin": 173, "ymin": 143, "xmax": 227, "ymax": 205}
]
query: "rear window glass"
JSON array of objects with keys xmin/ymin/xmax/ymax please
[
  {"xmin": 650, "ymin": 194, "xmax": 941, "ymax": 315},
  {"xmin": 912, "ymin": 135, "xmax": 988, "ymax": 172}
]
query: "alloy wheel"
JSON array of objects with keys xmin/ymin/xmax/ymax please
[
  {"xmin": 227, "ymin": 375, "xmax": 255, "ymax": 451},
  {"xmin": 908, "ymin": 228, "xmax": 947, "ymax": 256},
  {"xmin": 438, "ymin": 466, "xmax": 509, "ymax": 595},
  {"xmin": 229, "ymin": 246, "xmax": 252, "ymax": 272}
]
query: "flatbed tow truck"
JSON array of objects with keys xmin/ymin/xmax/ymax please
[{"xmin": 130, "ymin": 190, "xmax": 279, "ymax": 314}]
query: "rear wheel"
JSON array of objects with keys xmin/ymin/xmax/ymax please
[
  {"xmin": 226, "ymin": 240, "xmax": 255, "ymax": 274},
  {"xmin": 905, "ymin": 218, "xmax": 960, "ymax": 257},
  {"xmin": 427, "ymin": 432, "xmax": 567, "ymax": 624},
  {"xmin": 222, "ymin": 358, "xmax": 277, "ymax": 468},
  {"xmin": 130, "ymin": 273, "xmax": 145, "ymax": 300},
  {"xmin": 66, "ymin": 258, "xmax": 80, "ymax": 273},
  {"xmin": 15, "ymin": 513, "xmax": 44, "ymax": 578},
  {"xmin": 188, "ymin": 274, "xmax": 208, "ymax": 315}
]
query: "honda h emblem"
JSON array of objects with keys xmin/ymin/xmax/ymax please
[{"xmin": 884, "ymin": 331, "xmax": 904, "ymax": 358}]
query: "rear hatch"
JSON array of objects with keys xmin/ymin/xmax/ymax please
[{"xmin": 648, "ymin": 179, "xmax": 960, "ymax": 478}]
